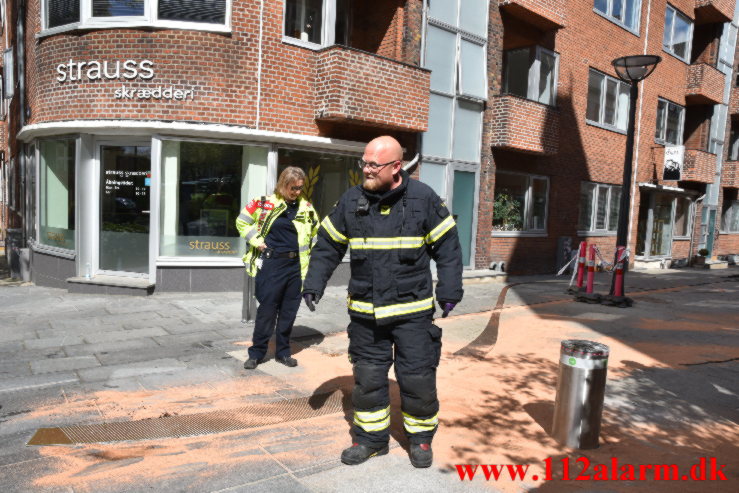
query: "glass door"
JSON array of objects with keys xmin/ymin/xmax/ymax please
[{"xmin": 99, "ymin": 145, "xmax": 151, "ymax": 275}]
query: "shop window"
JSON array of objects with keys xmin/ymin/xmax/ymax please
[
  {"xmin": 38, "ymin": 139, "xmax": 76, "ymax": 250},
  {"xmin": 673, "ymin": 196, "xmax": 692, "ymax": 237},
  {"xmin": 663, "ymin": 5, "xmax": 692, "ymax": 62},
  {"xmin": 593, "ymin": 0, "xmax": 641, "ymax": 33},
  {"xmin": 493, "ymin": 172, "xmax": 548, "ymax": 234},
  {"xmin": 586, "ymin": 69, "xmax": 630, "ymax": 132},
  {"xmin": 578, "ymin": 182, "xmax": 621, "ymax": 233},
  {"xmin": 504, "ymin": 46, "xmax": 559, "ymax": 106},
  {"xmin": 655, "ymin": 98, "xmax": 685, "ymax": 145},
  {"xmin": 283, "ymin": 0, "xmax": 350, "ymax": 47},
  {"xmin": 43, "ymin": 0, "xmax": 228, "ymax": 32},
  {"xmin": 721, "ymin": 191, "xmax": 739, "ymax": 233},
  {"xmin": 159, "ymin": 140, "xmax": 267, "ymax": 258},
  {"xmin": 277, "ymin": 148, "xmax": 358, "ymax": 219}
]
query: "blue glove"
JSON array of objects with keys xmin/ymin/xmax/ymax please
[
  {"xmin": 303, "ymin": 292, "xmax": 319, "ymax": 312},
  {"xmin": 439, "ymin": 301, "xmax": 456, "ymax": 318}
]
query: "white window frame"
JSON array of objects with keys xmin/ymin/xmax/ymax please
[
  {"xmin": 663, "ymin": 4, "xmax": 693, "ymax": 63},
  {"xmin": 492, "ymin": 171, "xmax": 549, "ymax": 237},
  {"xmin": 504, "ymin": 45, "xmax": 559, "ymax": 106},
  {"xmin": 586, "ymin": 68, "xmax": 630, "ymax": 133},
  {"xmin": 672, "ymin": 195, "xmax": 693, "ymax": 239},
  {"xmin": 593, "ymin": 0, "xmax": 642, "ymax": 34},
  {"xmin": 720, "ymin": 195, "xmax": 739, "ymax": 233},
  {"xmin": 40, "ymin": 0, "xmax": 232, "ymax": 36},
  {"xmin": 655, "ymin": 98, "xmax": 685, "ymax": 146},
  {"xmin": 282, "ymin": 0, "xmax": 349, "ymax": 50},
  {"xmin": 578, "ymin": 182, "xmax": 621, "ymax": 235}
]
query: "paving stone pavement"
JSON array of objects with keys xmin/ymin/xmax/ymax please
[{"xmin": 0, "ymin": 266, "xmax": 736, "ymax": 492}]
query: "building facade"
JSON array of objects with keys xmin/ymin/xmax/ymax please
[{"xmin": 1, "ymin": 0, "xmax": 738, "ymax": 294}]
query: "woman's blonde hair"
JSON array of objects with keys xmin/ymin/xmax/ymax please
[{"xmin": 274, "ymin": 166, "xmax": 307, "ymax": 199}]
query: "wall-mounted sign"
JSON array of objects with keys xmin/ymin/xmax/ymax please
[
  {"xmin": 55, "ymin": 59, "xmax": 196, "ymax": 101},
  {"xmin": 663, "ymin": 145, "xmax": 683, "ymax": 181}
]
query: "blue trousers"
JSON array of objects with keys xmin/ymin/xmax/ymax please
[{"xmin": 249, "ymin": 257, "xmax": 301, "ymax": 360}]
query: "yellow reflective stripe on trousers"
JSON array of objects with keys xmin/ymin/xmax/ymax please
[
  {"xmin": 402, "ymin": 412, "xmax": 439, "ymax": 433},
  {"xmin": 349, "ymin": 237, "xmax": 425, "ymax": 250},
  {"xmin": 347, "ymin": 297, "xmax": 434, "ymax": 319},
  {"xmin": 425, "ymin": 215, "xmax": 455, "ymax": 244},
  {"xmin": 354, "ymin": 406, "xmax": 391, "ymax": 432},
  {"xmin": 321, "ymin": 216, "xmax": 348, "ymax": 244}
]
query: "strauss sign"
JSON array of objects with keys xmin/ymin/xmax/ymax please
[{"xmin": 55, "ymin": 59, "xmax": 195, "ymax": 101}]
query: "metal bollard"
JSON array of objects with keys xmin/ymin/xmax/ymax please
[
  {"xmin": 241, "ymin": 271, "xmax": 257, "ymax": 324},
  {"xmin": 551, "ymin": 340, "xmax": 609, "ymax": 449}
]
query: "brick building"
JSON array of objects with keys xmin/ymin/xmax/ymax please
[{"xmin": 1, "ymin": 1, "xmax": 738, "ymax": 294}]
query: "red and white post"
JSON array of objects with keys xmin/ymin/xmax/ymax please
[
  {"xmin": 585, "ymin": 245, "xmax": 596, "ymax": 295},
  {"xmin": 613, "ymin": 246, "xmax": 626, "ymax": 297},
  {"xmin": 576, "ymin": 241, "xmax": 587, "ymax": 291}
]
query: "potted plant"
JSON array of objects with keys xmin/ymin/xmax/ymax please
[{"xmin": 695, "ymin": 248, "xmax": 709, "ymax": 266}]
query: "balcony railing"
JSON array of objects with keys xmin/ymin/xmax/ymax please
[
  {"xmin": 686, "ymin": 63, "xmax": 724, "ymax": 105},
  {"xmin": 314, "ymin": 46, "xmax": 430, "ymax": 132},
  {"xmin": 694, "ymin": 0, "xmax": 735, "ymax": 24},
  {"xmin": 491, "ymin": 95, "xmax": 559, "ymax": 155},
  {"xmin": 721, "ymin": 161, "xmax": 739, "ymax": 188},
  {"xmin": 498, "ymin": 0, "xmax": 566, "ymax": 30}
]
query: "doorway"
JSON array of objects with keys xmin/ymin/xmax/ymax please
[{"xmin": 636, "ymin": 190, "xmax": 675, "ymax": 258}]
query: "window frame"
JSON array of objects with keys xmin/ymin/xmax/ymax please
[
  {"xmin": 662, "ymin": 4, "xmax": 693, "ymax": 63},
  {"xmin": 492, "ymin": 171, "xmax": 549, "ymax": 237},
  {"xmin": 585, "ymin": 68, "xmax": 630, "ymax": 133},
  {"xmin": 720, "ymin": 197, "xmax": 739, "ymax": 234},
  {"xmin": 40, "ymin": 0, "xmax": 232, "ymax": 36},
  {"xmin": 282, "ymin": 0, "xmax": 352, "ymax": 50},
  {"xmin": 655, "ymin": 98, "xmax": 685, "ymax": 146},
  {"xmin": 672, "ymin": 195, "xmax": 693, "ymax": 239},
  {"xmin": 578, "ymin": 182, "xmax": 622, "ymax": 235},
  {"xmin": 503, "ymin": 45, "xmax": 560, "ymax": 107},
  {"xmin": 593, "ymin": 0, "xmax": 642, "ymax": 35}
]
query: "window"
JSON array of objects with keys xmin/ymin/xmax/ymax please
[
  {"xmin": 578, "ymin": 182, "xmax": 621, "ymax": 233},
  {"xmin": 594, "ymin": 0, "xmax": 641, "ymax": 32},
  {"xmin": 586, "ymin": 69, "xmax": 630, "ymax": 131},
  {"xmin": 663, "ymin": 5, "xmax": 692, "ymax": 62},
  {"xmin": 283, "ymin": 0, "xmax": 350, "ymax": 47},
  {"xmin": 504, "ymin": 46, "xmax": 559, "ymax": 106},
  {"xmin": 3, "ymin": 48, "xmax": 13, "ymax": 100},
  {"xmin": 43, "ymin": 0, "xmax": 228, "ymax": 31},
  {"xmin": 655, "ymin": 98, "xmax": 684, "ymax": 145},
  {"xmin": 159, "ymin": 140, "xmax": 267, "ymax": 258},
  {"xmin": 38, "ymin": 139, "xmax": 76, "ymax": 250},
  {"xmin": 729, "ymin": 120, "xmax": 739, "ymax": 161},
  {"xmin": 493, "ymin": 172, "xmax": 548, "ymax": 233},
  {"xmin": 673, "ymin": 196, "xmax": 692, "ymax": 237},
  {"xmin": 721, "ymin": 191, "xmax": 739, "ymax": 233},
  {"xmin": 277, "ymin": 148, "xmax": 358, "ymax": 218}
]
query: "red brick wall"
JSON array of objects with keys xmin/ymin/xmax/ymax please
[{"xmin": 490, "ymin": 95, "xmax": 559, "ymax": 155}]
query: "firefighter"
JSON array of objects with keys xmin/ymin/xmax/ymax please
[
  {"xmin": 302, "ymin": 136, "xmax": 463, "ymax": 468},
  {"xmin": 236, "ymin": 167, "xmax": 319, "ymax": 369}
]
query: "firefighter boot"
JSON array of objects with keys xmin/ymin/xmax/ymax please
[
  {"xmin": 340, "ymin": 443, "xmax": 389, "ymax": 465},
  {"xmin": 409, "ymin": 443, "xmax": 433, "ymax": 468}
]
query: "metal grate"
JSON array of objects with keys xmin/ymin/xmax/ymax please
[{"xmin": 28, "ymin": 391, "xmax": 344, "ymax": 446}]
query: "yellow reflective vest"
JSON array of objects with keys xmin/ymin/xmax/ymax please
[{"xmin": 235, "ymin": 194, "xmax": 319, "ymax": 280}]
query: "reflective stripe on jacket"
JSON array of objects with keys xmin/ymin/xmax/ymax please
[
  {"xmin": 235, "ymin": 194, "xmax": 319, "ymax": 280},
  {"xmin": 303, "ymin": 170, "xmax": 463, "ymax": 325}
]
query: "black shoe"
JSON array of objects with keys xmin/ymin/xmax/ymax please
[
  {"xmin": 276, "ymin": 356, "xmax": 298, "ymax": 367},
  {"xmin": 340, "ymin": 443, "xmax": 389, "ymax": 465},
  {"xmin": 409, "ymin": 443, "xmax": 433, "ymax": 468},
  {"xmin": 243, "ymin": 358, "xmax": 260, "ymax": 370}
]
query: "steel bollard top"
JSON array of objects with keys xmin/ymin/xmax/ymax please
[{"xmin": 560, "ymin": 340, "xmax": 609, "ymax": 360}]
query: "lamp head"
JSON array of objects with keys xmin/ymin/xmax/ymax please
[{"xmin": 612, "ymin": 55, "xmax": 661, "ymax": 83}]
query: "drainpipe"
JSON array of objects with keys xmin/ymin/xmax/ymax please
[{"xmin": 255, "ymin": 0, "xmax": 264, "ymax": 130}]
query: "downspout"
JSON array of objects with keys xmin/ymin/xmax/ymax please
[
  {"xmin": 255, "ymin": 0, "xmax": 264, "ymax": 130},
  {"xmin": 627, "ymin": 0, "xmax": 653, "ymax": 248}
]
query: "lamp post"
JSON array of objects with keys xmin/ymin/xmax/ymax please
[{"xmin": 607, "ymin": 55, "xmax": 661, "ymax": 301}]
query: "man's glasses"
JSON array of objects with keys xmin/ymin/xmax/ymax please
[
  {"xmin": 357, "ymin": 159, "xmax": 398, "ymax": 171},
  {"xmin": 290, "ymin": 185, "xmax": 304, "ymax": 192}
]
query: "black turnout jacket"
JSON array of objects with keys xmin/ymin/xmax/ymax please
[{"xmin": 303, "ymin": 170, "xmax": 463, "ymax": 325}]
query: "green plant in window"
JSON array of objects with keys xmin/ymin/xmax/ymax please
[{"xmin": 493, "ymin": 193, "xmax": 523, "ymax": 231}]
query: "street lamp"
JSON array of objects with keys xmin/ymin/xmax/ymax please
[{"xmin": 606, "ymin": 55, "xmax": 661, "ymax": 303}]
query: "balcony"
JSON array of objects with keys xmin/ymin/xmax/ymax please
[
  {"xmin": 731, "ymin": 87, "xmax": 739, "ymax": 114},
  {"xmin": 314, "ymin": 46, "xmax": 430, "ymax": 132},
  {"xmin": 694, "ymin": 0, "xmax": 735, "ymax": 24},
  {"xmin": 499, "ymin": 0, "xmax": 566, "ymax": 30},
  {"xmin": 490, "ymin": 95, "xmax": 559, "ymax": 155},
  {"xmin": 721, "ymin": 161, "xmax": 739, "ymax": 188},
  {"xmin": 682, "ymin": 149, "xmax": 716, "ymax": 183},
  {"xmin": 686, "ymin": 63, "xmax": 724, "ymax": 105}
]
